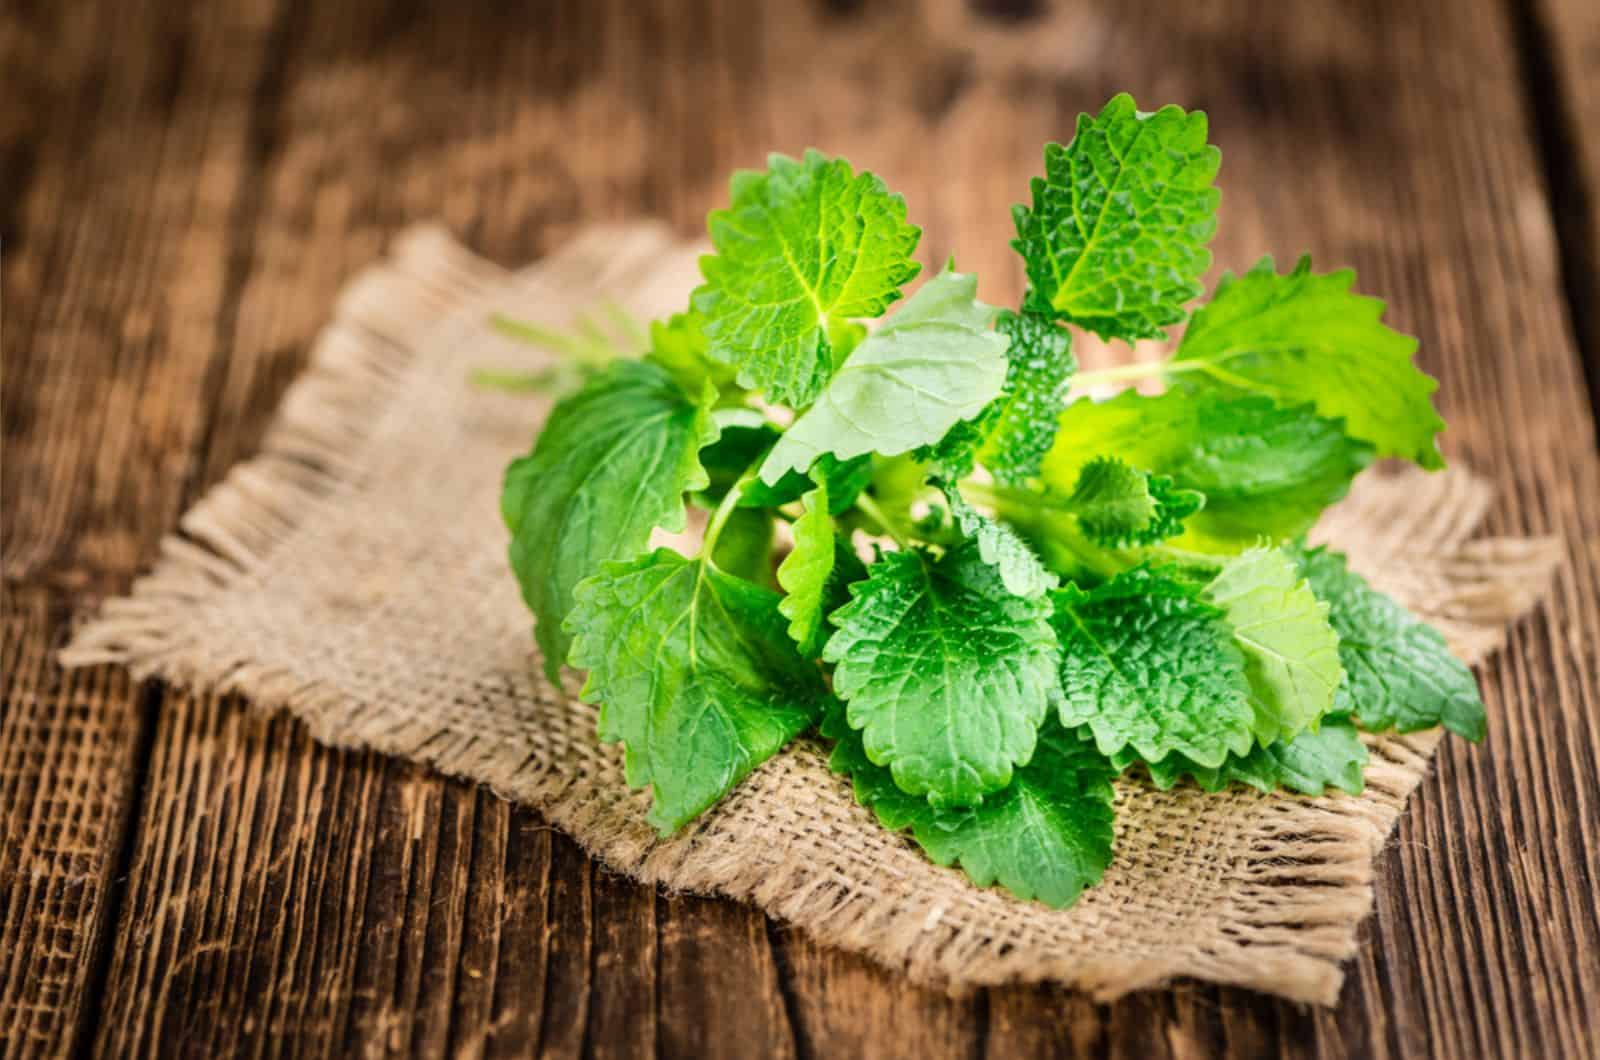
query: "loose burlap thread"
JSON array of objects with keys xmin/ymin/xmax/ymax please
[{"xmin": 64, "ymin": 224, "xmax": 1563, "ymax": 1006}]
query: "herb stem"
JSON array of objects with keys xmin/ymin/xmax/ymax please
[
  {"xmin": 1068, "ymin": 359, "xmax": 1176, "ymax": 389},
  {"xmin": 702, "ymin": 473, "xmax": 750, "ymax": 561},
  {"xmin": 853, "ymin": 492, "xmax": 909, "ymax": 548}
]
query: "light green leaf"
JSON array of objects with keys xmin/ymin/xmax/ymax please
[
  {"xmin": 1204, "ymin": 547, "xmax": 1344, "ymax": 746},
  {"xmin": 776, "ymin": 475, "xmax": 835, "ymax": 656},
  {"xmin": 826, "ymin": 705, "xmax": 1116, "ymax": 908},
  {"xmin": 1012, "ymin": 94, "xmax": 1220, "ymax": 341},
  {"xmin": 740, "ymin": 452, "xmax": 873, "ymax": 514},
  {"xmin": 824, "ymin": 543, "xmax": 1060, "ymax": 807},
  {"xmin": 644, "ymin": 310, "xmax": 740, "ymax": 395},
  {"xmin": 760, "ymin": 270, "xmax": 1010, "ymax": 484},
  {"xmin": 1053, "ymin": 567, "xmax": 1257, "ymax": 767},
  {"xmin": 1289, "ymin": 543, "xmax": 1485, "ymax": 740},
  {"xmin": 937, "ymin": 479, "xmax": 1058, "ymax": 598},
  {"xmin": 567, "ymin": 550, "xmax": 824, "ymax": 834},
  {"xmin": 1117, "ymin": 715, "xmax": 1368, "ymax": 796},
  {"xmin": 1173, "ymin": 256, "xmax": 1445, "ymax": 469},
  {"xmin": 1041, "ymin": 389, "xmax": 1373, "ymax": 552},
  {"xmin": 503, "ymin": 360, "xmax": 716, "ymax": 679},
  {"xmin": 692, "ymin": 150, "xmax": 922, "ymax": 406}
]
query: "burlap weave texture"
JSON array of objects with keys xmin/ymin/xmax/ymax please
[{"xmin": 65, "ymin": 224, "xmax": 1562, "ymax": 1005}]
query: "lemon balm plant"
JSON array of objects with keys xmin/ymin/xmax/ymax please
[{"xmin": 498, "ymin": 94, "xmax": 1480, "ymax": 908}]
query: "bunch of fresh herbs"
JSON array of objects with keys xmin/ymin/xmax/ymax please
[{"xmin": 496, "ymin": 94, "xmax": 1480, "ymax": 908}]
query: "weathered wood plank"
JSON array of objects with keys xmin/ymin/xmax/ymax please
[
  {"xmin": 1523, "ymin": 0, "xmax": 1600, "ymax": 416},
  {"xmin": 0, "ymin": 586, "xmax": 149, "ymax": 1058},
  {"xmin": 1, "ymin": 0, "xmax": 289, "ymax": 1054}
]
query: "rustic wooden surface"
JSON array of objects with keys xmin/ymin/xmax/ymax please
[{"xmin": 3, "ymin": 0, "xmax": 1598, "ymax": 1056}]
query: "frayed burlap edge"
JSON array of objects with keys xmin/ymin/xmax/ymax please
[{"xmin": 63, "ymin": 223, "xmax": 1565, "ymax": 1006}]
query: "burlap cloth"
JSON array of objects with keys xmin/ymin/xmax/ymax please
[{"xmin": 64, "ymin": 223, "xmax": 1563, "ymax": 1006}]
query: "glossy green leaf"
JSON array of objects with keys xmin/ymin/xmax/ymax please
[
  {"xmin": 1173, "ymin": 256, "xmax": 1445, "ymax": 468},
  {"xmin": 1290, "ymin": 543, "xmax": 1485, "ymax": 740},
  {"xmin": 567, "ymin": 550, "xmax": 824, "ymax": 833},
  {"xmin": 503, "ymin": 360, "xmax": 716, "ymax": 679},
  {"xmin": 826, "ymin": 704, "xmax": 1116, "ymax": 908},
  {"xmin": 761, "ymin": 270, "xmax": 1010, "ymax": 484},
  {"xmin": 1053, "ymin": 567, "xmax": 1257, "ymax": 767},
  {"xmin": 1204, "ymin": 547, "xmax": 1343, "ymax": 746},
  {"xmin": 692, "ymin": 150, "xmax": 922, "ymax": 406},
  {"xmin": 1012, "ymin": 94, "xmax": 1220, "ymax": 341},
  {"xmin": 825, "ymin": 543, "xmax": 1060, "ymax": 807}
]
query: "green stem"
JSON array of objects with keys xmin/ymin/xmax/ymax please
[
  {"xmin": 702, "ymin": 472, "xmax": 751, "ymax": 562},
  {"xmin": 853, "ymin": 492, "xmax": 909, "ymax": 549},
  {"xmin": 1069, "ymin": 357, "xmax": 1271, "ymax": 397},
  {"xmin": 1068, "ymin": 359, "xmax": 1180, "ymax": 390}
]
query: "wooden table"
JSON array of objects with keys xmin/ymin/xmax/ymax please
[{"xmin": 5, "ymin": 0, "xmax": 1599, "ymax": 1056}]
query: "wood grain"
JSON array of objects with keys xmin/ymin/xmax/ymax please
[{"xmin": 3, "ymin": 0, "xmax": 1598, "ymax": 1057}]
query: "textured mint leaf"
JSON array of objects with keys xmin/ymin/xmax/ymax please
[
  {"xmin": 1290, "ymin": 543, "xmax": 1485, "ymax": 740},
  {"xmin": 1174, "ymin": 256, "xmax": 1445, "ymax": 469},
  {"xmin": 1053, "ymin": 567, "xmax": 1256, "ymax": 767},
  {"xmin": 503, "ymin": 360, "xmax": 716, "ymax": 679},
  {"xmin": 761, "ymin": 270, "xmax": 1010, "ymax": 484},
  {"xmin": 938, "ymin": 479, "xmax": 1058, "ymax": 599},
  {"xmin": 1012, "ymin": 94, "xmax": 1220, "ymax": 341},
  {"xmin": 691, "ymin": 150, "xmax": 922, "ymax": 406},
  {"xmin": 1205, "ymin": 547, "xmax": 1343, "ymax": 746},
  {"xmin": 1042, "ymin": 389, "xmax": 1373, "ymax": 553},
  {"xmin": 978, "ymin": 310, "xmax": 1077, "ymax": 485},
  {"xmin": 914, "ymin": 416, "xmax": 988, "ymax": 479},
  {"xmin": 775, "ymin": 475, "xmax": 835, "ymax": 656},
  {"xmin": 824, "ymin": 543, "xmax": 1060, "ymax": 807},
  {"xmin": 740, "ymin": 452, "xmax": 873, "ymax": 514},
  {"xmin": 924, "ymin": 310, "xmax": 1078, "ymax": 483},
  {"xmin": 826, "ymin": 704, "xmax": 1115, "ymax": 908},
  {"xmin": 567, "ymin": 550, "xmax": 824, "ymax": 833},
  {"xmin": 1117, "ymin": 715, "xmax": 1368, "ymax": 796},
  {"xmin": 1141, "ymin": 475, "xmax": 1206, "ymax": 544},
  {"xmin": 1063, "ymin": 456, "xmax": 1200, "ymax": 547},
  {"xmin": 1068, "ymin": 456, "xmax": 1154, "ymax": 538}
]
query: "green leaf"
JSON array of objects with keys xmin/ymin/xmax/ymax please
[
  {"xmin": 760, "ymin": 270, "xmax": 1010, "ymax": 484},
  {"xmin": 567, "ymin": 550, "xmax": 824, "ymax": 834},
  {"xmin": 711, "ymin": 507, "xmax": 775, "ymax": 586},
  {"xmin": 1062, "ymin": 456, "xmax": 1200, "ymax": 548},
  {"xmin": 1117, "ymin": 715, "xmax": 1368, "ymax": 796},
  {"xmin": 758, "ymin": 274, "xmax": 1009, "ymax": 484},
  {"xmin": 775, "ymin": 476, "xmax": 835, "ymax": 656},
  {"xmin": 1012, "ymin": 94, "xmax": 1221, "ymax": 341},
  {"xmin": 824, "ymin": 543, "xmax": 1061, "ymax": 807},
  {"xmin": 740, "ymin": 452, "xmax": 873, "ymax": 514},
  {"xmin": 1042, "ymin": 389, "xmax": 1374, "ymax": 552},
  {"xmin": 1053, "ymin": 568, "xmax": 1257, "ymax": 767},
  {"xmin": 692, "ymin": 150, "xmax": 922, "ymax": 406},
  {"xmin": 937, "ymin": 479, "xmax": 1058, "ymax": 599},
  {"xmin": 922, "ymin": 310, "xmax": 1075, "ymax": 482},
  {"xmin": 1289, "ymin": 543, "xmax": 1485, "ymax": 740},
  {"xmin": 977, "ymin": 310, "xmax": 1078, "ymax": 484},
  {"xmin": 698, "ymin": 422, "xmax": 778, "ymax": 499},
  {"xmin": 503, "ymin": 360, "xmax": 717, "ymax": 679},
  {"xmin": 645, "ymin": 310, "xmax": 740, "ymax": 395},
  {"xmin": 1172, "ymin": 256, "xmax": 1445, "ymax": 469},
  {"xmin": 1204, "ymin": 547, "xmax": 1344, "ymax": 746},
  {"xmin": 826, "ymin": 705, "xmax": 1116, "ymax": 908}
]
